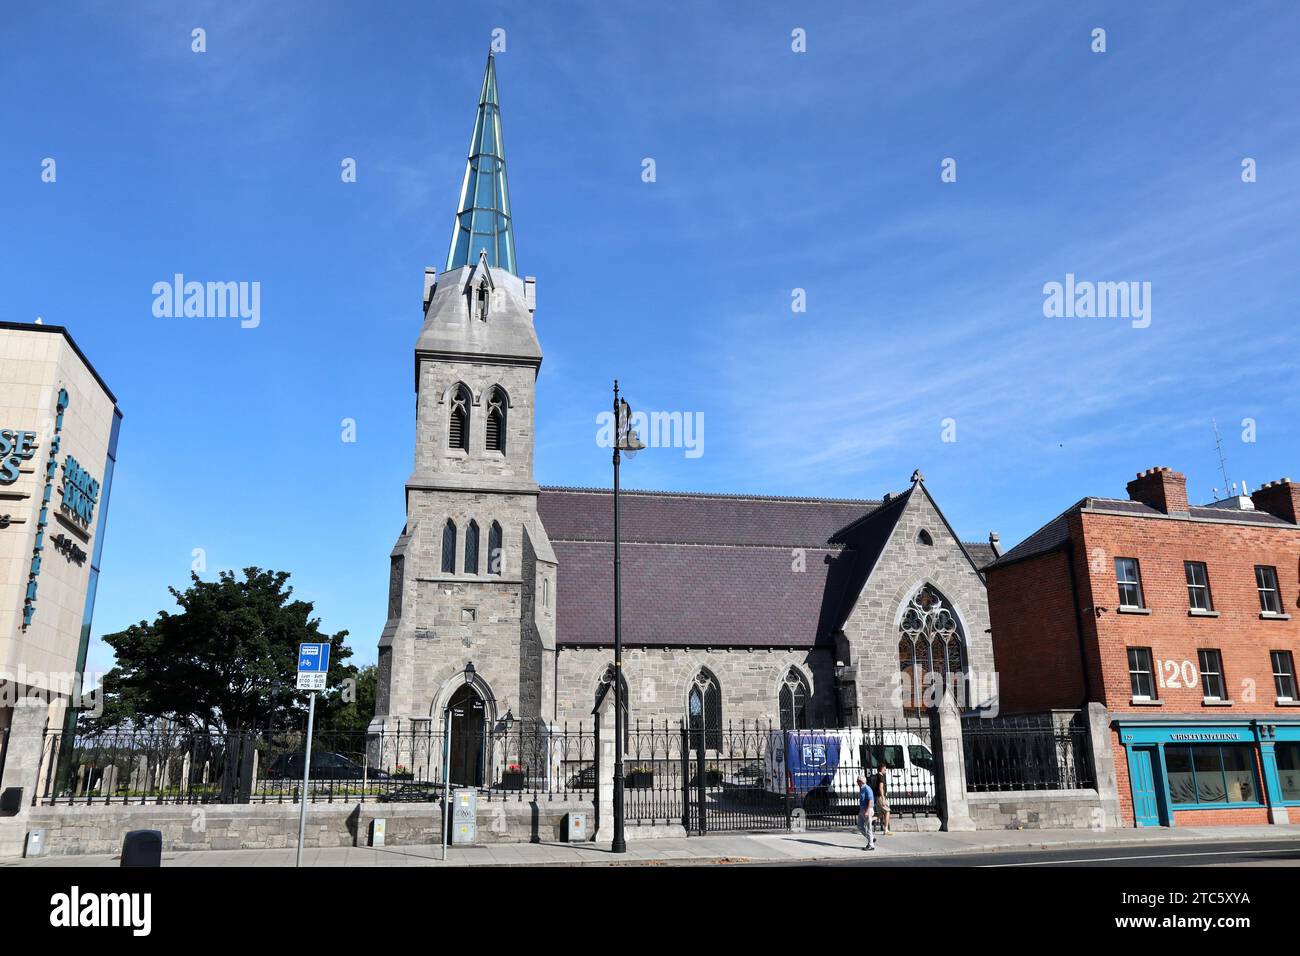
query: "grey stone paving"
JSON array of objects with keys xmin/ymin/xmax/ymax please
[{"xmin": 5, "ymin": 824, "xmax": 1298, "ymax": 867}]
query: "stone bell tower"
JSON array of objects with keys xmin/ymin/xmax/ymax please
[{"xmin": 372, "ymin": 53, "xmax": 558, "ymax": 741}]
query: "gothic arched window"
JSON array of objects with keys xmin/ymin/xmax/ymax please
[
  {"xmin": 448, "ymin": 384, "xmax": 471, "ymax": 452},
  {"xmin": 486, "ymin": 387, "xmax": 506, "ymax": 453},
  {"xmin": 488, "ymin": 521, "xmax": 503, "ymax": 575},
  {"xmin": 687, "ymin": 669, "xmax": 722, "ymax": 751},
  {"xmin": 464, "ymin": 520, "xmax": 480, "ymax": 574},
  {"xmin": 897, "ymin": 585, "xmax": 967, "ymax": 712},
  {"xmin": 779, "ymin": 667, "xmax": 810, "ymax": 731},
  {"xmin": 441, "ymin": 519, "xmax": 457, "ymax": 574},
  {"xmin": 475, "ymin": 280, "xmax": 490, "ymax": 321}
]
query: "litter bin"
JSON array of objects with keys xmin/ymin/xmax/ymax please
[{"xmin": 121, "ymin": 829, "xmax": 162, "ymax": 867}]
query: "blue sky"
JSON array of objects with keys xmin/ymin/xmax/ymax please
[{"xmin": 3, "ymin": 2, "xmax": 1298, "ymax": 675}]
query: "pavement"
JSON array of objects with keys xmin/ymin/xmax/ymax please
[{"xmin": 6, "ymin": 823, "xmax": 1300, "ymax": 867}]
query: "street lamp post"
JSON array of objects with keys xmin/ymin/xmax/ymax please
[{"xmin": 611, "ymin": 380, "xmax": 644, "ymax": 854}]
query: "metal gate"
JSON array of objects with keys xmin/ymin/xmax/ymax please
[
  {"xmin": 674, "ymin": 718, "xmax": 938, "ymax": 834},
  {"xmin": 682, "ymin": 722, "xmax": 788, "ymax": 834}
]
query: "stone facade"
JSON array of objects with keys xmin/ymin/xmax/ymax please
[
  {"xmin": 838, "ymin": 486, "xmax": 996, "ymax": 720},
  {"xmin": 553, "ymin": 645, "xmax": 838, "ymax": 728},
  {"xmin": 372, "ymin": 61, "xmax": 996, "ymax": 743},
  {"xmin": 373, "ymin": 259, "xmax": 556, "ymax": 732}
]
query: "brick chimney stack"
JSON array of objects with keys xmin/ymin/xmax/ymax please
[
  {"xmin": 1251, "ymin": 478, "xmax": 1300, "ymax": 524},
  {"xmin": 1126, "ymin": 466, "xmax": 1189, "ymax": 515}
]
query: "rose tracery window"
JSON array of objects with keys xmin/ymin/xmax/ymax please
[{"xmin": 898, "ymin": 585, "xmax": 966, "ymax": 711}]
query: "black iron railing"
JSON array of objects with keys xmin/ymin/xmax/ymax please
[
  {"xmin": 35, "ymin": 721, "xmax": 597, "ymax": 806},
  {"xmin": 620, "ymin": 718, "xmax": 939, "ymax": 834},
  {"xmin": 962, "ymin": 711, "xmax": 1094, "ymax": 792}
]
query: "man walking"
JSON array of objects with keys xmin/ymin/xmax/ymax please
[{"xmin": 856, "ymin": 776, "xmax": 876, "ymax": 851}]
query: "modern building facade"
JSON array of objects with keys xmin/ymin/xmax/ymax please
[
  {"xmin": 0, "ymin": 322, "xmax": 121, "ymax": 736},
  {"xmin": 985, "ymin": 466, "xmax": 1300, "ymax": 827},
  {"xmin": 370, "ymin": 55, "xmax": 999, "ymax": 784}
]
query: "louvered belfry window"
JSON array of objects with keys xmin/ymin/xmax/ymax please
[
  {"xmin": 486, "ymin": 387, "xmax": 506, "ymax": 452},
  {"xmin": 441, "ymin": 519, "xmax": 457, "ymax": 574},
  {"xmin": 449, "ymin": 385, "xmax": 471, "ymax": 451}
]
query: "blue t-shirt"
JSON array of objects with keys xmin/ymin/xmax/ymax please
[{"xmin": 859, "ymin": 783, "xmax": 874, "ymax": 811}]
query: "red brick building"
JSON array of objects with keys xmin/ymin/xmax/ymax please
[{"xmin": 985, "ymin": 467, "xmax": 1300, "ymax": 827}]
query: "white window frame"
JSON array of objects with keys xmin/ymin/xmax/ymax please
[
  {"xmin": 1197, "ymin": 648, "xmax": 1226, "ymax": 701},
  {"xmin": 1116, "ymin": 558, "xmax": 1145, "ymax": 609},
  {"xmin": 1272, "ymin": 650, "xmax": 1298, "ymax": 702},
  {"xmin": 1257, "ymin": 565, "xmax": 1282, "ymax": 615},
  {"xmin": 1185, "ymin": 561, "xmax": 1213, "ymax": 612},
  {"xmin": 1128, "ymin": 647, "xmax": 1157, "ymax": 701}
]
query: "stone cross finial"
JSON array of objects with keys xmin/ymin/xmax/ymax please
[{"xmin": 911, "ymin": 469, "xmax": 925, "ymax": 484}]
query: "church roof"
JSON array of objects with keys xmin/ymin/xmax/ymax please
[
  {"xmin": 538, "ymin": 487, "xmax": 882, "ymax": 648},
  {"xmin": 538, "ymin": 485, "xmax": 999, "ymax": 649},
  {"xmin": 445, "ymin": 53, "xmax": 517, "ymax": 275}
]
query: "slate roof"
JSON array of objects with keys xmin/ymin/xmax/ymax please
[
  {"xmin": 963, "ymin": 541, "xmax": 999, "ymax": 569},
  {"xmin": 988, "ymin": 495, "xmax": 1299, "ymax": 570},
  {"xmin": 538, "ymin": 487, "xmax": 882, "ymax": 648}
]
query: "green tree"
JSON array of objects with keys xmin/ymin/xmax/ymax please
[
  {"xmin": 319, "ymin": 663, "xmax": 377, "ymax": 734},
  {"xmin": 91, "ymin": 568, "xmax": 354, "ymax": 732}
]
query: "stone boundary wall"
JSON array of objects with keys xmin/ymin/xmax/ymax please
[
  {"xmin": 19, "ymin": 798, "xmax": 595, "ymax": 857},
  {"xmin": 967, "ymin": 789, "xmax": 1109, "ymax": 830}
]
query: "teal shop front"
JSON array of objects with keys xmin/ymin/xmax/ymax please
[{"xmin": 1114, "ymin": 719, "xmax": 1300, "ymax": 827}]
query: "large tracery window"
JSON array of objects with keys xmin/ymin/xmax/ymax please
[
  {"xmin": 779, "ymin": 667, "xmax": 810, "ymax": 730},
  {"xmin": 687, "ymin": 669, "xmax": 722, "ymax": 751},
  {"xmin": 898, "ymin": 585, "xmax": 967, "ymax": 711}
]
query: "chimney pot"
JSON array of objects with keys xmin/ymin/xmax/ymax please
[
  {"xmin": 1126, "ymin": 465, "xmax": 1189, "ymax": 515},
  {"xmin": 1251, "ymin": 478, "xmax": 1300, "ymax": 524}
]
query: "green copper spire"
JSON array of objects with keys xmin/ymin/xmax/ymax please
[{"xmin": 445, "ymin": 53, "xmax": 517, "ymax": 275}]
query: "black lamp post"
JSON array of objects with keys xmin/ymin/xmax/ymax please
[{"xmin": 611, "ymin": 380, "xmax": 644, "ymax": 854}]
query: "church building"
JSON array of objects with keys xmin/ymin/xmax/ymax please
[{"xmin": 371, "ymin": 56, "xmax": 999, "ymax": 762}]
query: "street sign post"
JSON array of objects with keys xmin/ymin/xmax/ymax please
[
  {"xmin": 296, "ymin": 642, "xmax": 329, "ymax": 691},
  {"xmin": 295, "ymin": 642, "xmax": 330, "ymax": 867}
]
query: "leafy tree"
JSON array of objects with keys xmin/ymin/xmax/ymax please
[
  {"xmin": 90, "ymin": 568, "xmax": 354, "ymax": 732},
  {"xmin": 319, "ymin": 663, "xmax": 377, "ymax": 734}
]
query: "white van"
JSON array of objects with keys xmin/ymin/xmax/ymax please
[{"xmin": 761, "ymin": 728, "xmax": 935, "ymax": 814}]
